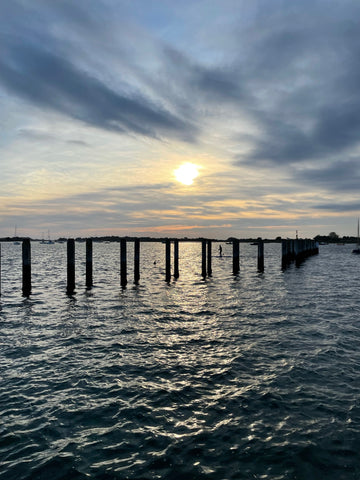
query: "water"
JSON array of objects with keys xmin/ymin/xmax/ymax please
[{"xmin": 1, "ymin": 242, "xmax": 360, "ymax": 479}]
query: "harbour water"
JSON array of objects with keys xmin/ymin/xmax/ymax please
[{"xmin": 1, "ymin": 242, "xmax": 360, "ymax": 479}]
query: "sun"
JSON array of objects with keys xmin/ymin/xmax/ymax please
[{"xmin": 174, "ymin": 163, "xmax": 200, "ymax": 185}]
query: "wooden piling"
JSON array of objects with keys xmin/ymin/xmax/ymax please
[
  {"xmin": 134, "ymin": 239, "xmax": 140, "ymax": 284},
  {"xmin": 207, "ymin": 240, "xmax": 212, "ymax": 277},
  {"xmin": 257, "ymin": 238, "xmax": 264, "ymax": 272},
  {"xmin": 22, "ymin": 239, "xmax": 31, "ymax": 297},
  {"xmin": 281, "ymin": 239, "xmax": 288, "ymax": 269},
  {"xmin": 174, "ymin": 239, "xmax": 179, "ymax": 279},
  {"xmin": 233, "ymin": 239, "xmax": 240, "ymax": 274},
  {"xmin": 165, "ymin": 239, "xmax": 171, "ymax": 282},
  {"xmin": 86, "ymin": 239, "xmax": 93, "ymax": 289},
  {"xmin": 294, "ymin": 239, "xmax": 301, "ymax": 266},
  {"xmin": 314, "ymin": 240, "xmax": 319, "ymax": 255},
  {"xmin": 281, "ymin": 237, "xmax": 319, "ymax": 270},
  {"xmin": 201, "ymin": 240, "xmax": 207, "ymax": 278},
  {"xmin": 67, "ymin": 239, "xmax": 75, "ymax": 295},
  {"xmin": 120, "ymin": 239, "xmax": 127, "ymax": 288}
]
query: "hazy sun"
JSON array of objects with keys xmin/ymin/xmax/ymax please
[{"xmin": 174, "ymin": 163, "xmax": 200, "ymax": 185}]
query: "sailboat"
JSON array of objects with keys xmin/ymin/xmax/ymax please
[
  {"xmin": 40, "ymin": 230, "xmax": 55, "ymax": 244},
  {"xmin": 13, "ymin": 225, "xmax": 20, "ymax": 245},
  {"xmin": 45, "ymin": 230, "xmax": 55, "ymax": 244},
  {"xmin": 352, "ymin": 219, "xmax": 360, "ymax": 254}
]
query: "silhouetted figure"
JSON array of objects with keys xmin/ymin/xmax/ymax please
[{"xmin": 219, "ymin": 245, "xmax": 223, "ymax": 257}]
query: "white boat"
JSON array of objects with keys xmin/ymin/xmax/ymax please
[
  {"xmin": 13, "ymin": 226, "xmax": 20, "ymax": 245},
  {"xmin": 41, "ymin": 230, "xmax": 55, "ymax": 244},
  {"xmin": 352, "ymin": 219, "xmax": 360, "ymax": 254}
]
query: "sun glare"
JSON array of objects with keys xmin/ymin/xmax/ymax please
[{"xmin": 174, "ymin": 163, "xmax": 200, "ymax": 185}]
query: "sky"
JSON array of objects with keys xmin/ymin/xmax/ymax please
[{"xmin": 1, "ymin": 0, "xmax": 360, "ymax": 239}]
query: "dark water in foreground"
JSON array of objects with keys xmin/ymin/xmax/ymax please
[{"xmin": 1, "ymin": 242, "xmax": 360, "ymax": 479}]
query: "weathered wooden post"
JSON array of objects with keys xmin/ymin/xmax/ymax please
[
  {"xmin": 233, "ymin": 239, "xmax": 240, "ymax": 274},
  {"xmin": 290, "ymin": 240, "xmax": 295, "ymax": 261},
  {"xmin": 22, "ymin": 239, "xmax": 31, "ymax": 296},
  {"xmin": 207, "ymin": 240, "xmax": 212, "ymax": 277},
  {"xmin": 281, "ymin": 239, "xmax": 288, "ymax": 269},
  {"xmin": 134, "ymin": 239, "xmax": 140, "ymax": 284},
  {"xmin": 257, "ymin": 238, "xmax": 264, "ymax": 272},
  {"xmin": 174, "ymin": 239, "xmax": 179, "ymax": 279},
  {"xmin": 294, "ymin": 239, "xmax": 300, "ymax": 266},
  {"xmin": 165, "ymin": 239, "xmax": 171, "ymax": 282},
  {"xmin": 67, "ymin": 238, "xmax": 75, "ymax": 295},
  {"xmin": 202, "ymin": 240, "xmax": 207, "ymax": 278},
  {"xmin": 300, "ymin": 239, "xmax": 304, "ymax": 261},
  {"xmin": 86, "ymin": 238, "xmax": 93, "ymax": 289},
  {"xmin": 120, "ymin": 239, "xmax": 127, "ymax": 288},
  {"xmin": 314, "ymin": 240, "xmax": 319, "ymax": 255}
]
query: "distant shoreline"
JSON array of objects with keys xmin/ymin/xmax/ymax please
[{"xmin": 1, "ymin": 235, "xmax": 358, "ymax": 244}]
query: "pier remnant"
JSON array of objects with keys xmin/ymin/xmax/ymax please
[
  {"xmin": 67, "ymin": 239, "xmax": 75, "ymax": 295},
  {"xmin": 174, "ymin": 240, "xmax": 179, "ymax": 278},
  {"xmin": 22, "ymin": 239, "xmax": 31, "ymax": 297},
  {"xmin": 1, "ymin": 236, "xmax": 323, "ymax": 297},
  {"xmin": 202, "ymin": 240, "xmax": 207, "ymax": 278},
  {"xmin": 281, "ymin": 238, "xmax": 318, "ymax": 269},
  {"xmin": 233, "ymin": 239, "xmax": 240, "ymax": 275},
  {"xmin": 120, "ymin": 239, "xmax": 127, "ymax": 288},
  {"xmin": 281, "ymin": 239, "xmax": 289, "ymax": 269},
  {"xmin": 134, "ymin": 239, "xmax": 140, "ymax": 284},
  {"xmin": 22, "ymin": 238, "xmax": 31, "ymax": 297},
  {"xmin": 207, "ymin": 240, "xmax": 212, "ymax": 277},
  {"xmin": 257, "ymin": 238, "xmax": 264, "ymax": 272},
  {"xmin": 86, "ymin": 239, "xmax": 93, "ymax": 289},
  {"xmin": 165, "ymin": 239, "xmax": 171, "ymax": 282}
]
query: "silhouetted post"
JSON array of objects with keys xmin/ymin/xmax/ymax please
[
  {"xmin": 314, "ymin": 240, "xmax": 319, "ymax": 255},
  {"xmin": 299, "ymin": 240, "xmax": 304, "ymax": 261},
  {"xmin": 202, "ymin": 240, "xmax": 207, "ymax": 278},
  {"xmin": 174, "ymin": 239, "xmax": 179, "ymax": 279},
  {"xmin": 281, "ymin": 239, "xmax": 288, "ymax": 269},
  {"xmin": 290, "ymin": 240, "xmax": 295, "ymax": 261},
  {"xmin": 257, "ymin": 238, "xmax": 264, "ymax": 272},
  {"xmin": 207, "ymin": 240, "xmax": 212, "ymax": 276},
  {"xmin": 134, "ymin": 239, "xmax": 140, "ymax": 284},
  {"xmin": 120, "ymin": 239, "xmax": 127, "ymax": 288},
  {"xmin": 22, "ymin": 239, "xmax": 31, "ymax": 297},
  {"xmin": 233, "ymin": 239, "xmax": 240, "ymax": 274},
  {"xmin": 67, "ymin": 239, "xmax": 75, "ymax": 295},
  {"xmin": 294, "ymin": 239, "xmax": 300, "ymax": 265},
  {"xmin": 165, "ymin": 239, "xmax": 171, "ymax": 282},
  {"xmin": 86, "ymin": 239, "xmax": 93, "ymax": 289}
]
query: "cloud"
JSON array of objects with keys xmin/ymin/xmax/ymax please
[
  {"xmin": 294, "ymin": 160, "xmax": 360, "ymax": 193},
  {"xmin": 313, "ymin": 202, "xmax": 360, "ymax": 212},
  {"xmin": 231, "ymin": 1, "xmax": 360, "ymax": 169},
  {"xmin": 0, "ymin": 38, "xmax": 196, "ymax": 142}
]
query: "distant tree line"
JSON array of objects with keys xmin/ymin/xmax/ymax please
[
  {"xmin": 0, "ymin": 232, "xmax": 358, "ymax": 243},
  {"xmin": 314, "ymin": 232, "xmax": 358, "ymax": 244}
]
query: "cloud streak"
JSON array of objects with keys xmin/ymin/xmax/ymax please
[{"xmin": 0, "ymin": 40, "xmax": 195, "ymax": 141}]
